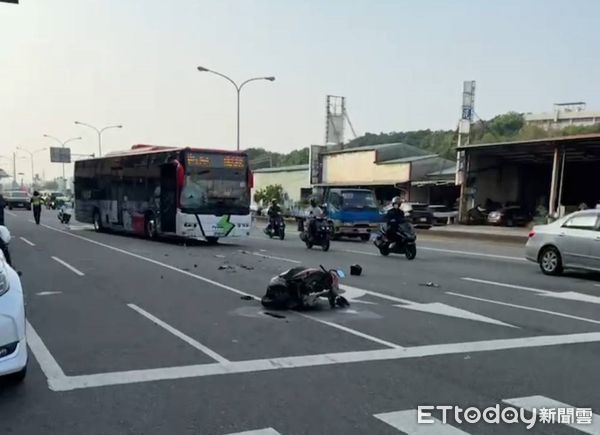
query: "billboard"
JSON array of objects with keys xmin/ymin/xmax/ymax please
[
  {"xmin": 50, "ymin": 147, "xmax": 71, "ymax": 163},
  {"xmin": 308, "ymin": 145, "xmax": 326, "ymax": 185},
  {"xmin": 461, "ymin": 80, "xmax": 476, "ymax": 121}
]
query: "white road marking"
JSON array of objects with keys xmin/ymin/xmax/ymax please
[
  {"xmin": 48, "ymin": 332, "xmax": 600, "ymax": 391},
  {"xmin": 36, "ymin": 291, "xmax": 63, "ymax": 296},
  {"xmin": 343, "ymin": 249, "xmax": 379, "ymax": 257},
  {"xmin": 19, "ymin": 237, "xmax": 35, "ymax": 246},
  {"xmin": 345, "ymin": 246, "xmax": 526, "ymax": 262},
  {"xmin": 298, "ymin": 312, "xmax": 402, "ymax": 349},
  {"xmin": 28, "ymin": 219, "xmax": 36, "ymax": 224},
  {"xmin": 503, "ymin": 395, "xmax": 600, "ymax": 434},
  {"xmin": 128, "ymin": 304, "xmax": 229, "ymax": 364},
  {"xmin": 374, "ymin": 410, "xmax": 470, "ymax": 434},
  {"xmin": 420, "ymin": 246, "xmax": 525, "ymax": 261},
  {"xmin": 39, "ymin": 224, "xmax": 398, "ymax": 349},
  {"xmin": 447, "ymin": 292, "xmax": 600, "ymax": 325},
  {"xmin": 243, "ymin": 250, "xmax": 301, "ymax": 264},
  {"xmin": 26, "ymin": 321, "xmax": 67, "ymax": 390},
  {"xmin": 224, "ymin": 429, "xmax": 281, "ymax": 435},
  {"xmin": 595, "ymin": 284, "xmax": 600, "ymax": 288},
  {"xmin": 6, "ymin": 210, "xmax": 17, "ymax": 217},
  {"xmin": 463, "ymin": 277, "xmax": 600, "ymax": 305},
  {"xmin": 51, "ymin": 256, "xmax": 85, "ymax": 276},
  {"xmin": 395, "ymin": 302, "xmax": 517, "ymax": 328}
]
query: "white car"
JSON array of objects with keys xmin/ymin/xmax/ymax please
[
  {"xmin": 0, "ymin": 226, "xmax": 27, "ymax": 382},
  {"xmin": 525, "ymin": 210, "xmax": 600, "ymax": 275}
]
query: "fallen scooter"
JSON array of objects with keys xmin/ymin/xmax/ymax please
[
  {"xmin": 58, "ymin": 202, "xmax": 73, "ymax": 224},
  {"xmin": 261, "ymin": 265, "xmax": 349, "ymax": 310}
]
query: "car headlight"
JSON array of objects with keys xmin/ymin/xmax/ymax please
[{"xmin": 0, "ymin": 267, "xmax": 9, "ymax": 297}]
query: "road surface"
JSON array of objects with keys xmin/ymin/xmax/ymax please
[{"xmin": 1, "ymin": 209, "xmax": 599, "ymax": 434}]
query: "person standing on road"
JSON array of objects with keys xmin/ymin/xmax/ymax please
[
  {"xmin": 0, "ymin": 194, "xmax": 5, "ymax": 226},
  {"xmin": 31, "ymin": 191, "xmax": 42, "ymax": 225}
]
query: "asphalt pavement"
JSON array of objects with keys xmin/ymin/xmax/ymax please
[{"xmin": 1, "ymin": 208, "xmax": 599, "ymax": 435}]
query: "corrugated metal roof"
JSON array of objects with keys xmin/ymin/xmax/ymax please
[
  {"xmin": 457, "ymin": 133, "xmax": 600, "ymax": 151},
  {"xmin": 378, "ymin": 154, "xmax": 439, "ymax": 165},
  {"xmin": 253, "ymin": 164, "xmax": 309, "ymax": 173}
]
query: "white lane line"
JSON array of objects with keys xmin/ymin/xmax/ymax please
[
  {"xmin": 249, "ymin": 251, "xmax": 301, "ymax": 264},
  {"xmin": 462, "ymin": 277, "xmax": 545, "ymax": 293},
  {"xmin": 463, "ymin": 277, "xmax": 600, "ymax": 305},
  {"xmin": 298, "ymin": 312, "xmax": 402, "ymax": 349},
  {"xmin": 26, "ymin": 321, "xmax": 67, "ymax": 390},
  {"xmin": 374, "ymin": 410, "xmax": 470, "ymax": 434},
  {"xmin": 36, "ymin": 291, "xmax": 63, "ymax": 296},
  {"xmin": 503, "ymin": 395, "xmax": 600, "ymax": 434},
  {"xmin": 447, "ymin": 292, "xmax": 600, "ymax": 325},
  {"xmin": 39, "ymin": 224, "xmax": 397, "ymax": 348},
  {"xmin": 594, "ymin": 284, "xmax": 600, "ymax": 288},
  {"xmin": 19, "ymin": 237, "xmax": 35, "ymax": 246},
  {"xmin": 420, "ymin": 246, "xmax": 525, "ymax": 261},
  {"xmin": 128, "ymin": 304, "xmax": 229, "ymax": 364},
  {"xmin": 6, "ymin": 210, "xmax": 17, "ymax": 217},
  {"xmin": 224, "ymin": 429, "xmax": 281, "ymax": 435},
  {"xmin": 28, "ymin": 219, "xmax": 36, "ymax": 224},
  {"xmin": 51, "ymin": 256, "xmax": 85, "ymax": 276},
  {"xmin": 343, "ymin": 249, "xmax": 379, "ymax": 257},
  {"xmin": 50, "ymin": 332, "xmax": 600, "ymax": 391}
]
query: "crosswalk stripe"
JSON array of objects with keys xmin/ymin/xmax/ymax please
[
  {"xmin": 374, "ymin": 410, "xmax": 470, "ymax": 434},
  {"xmin": 503, "ymin": 396, "xmax": 600, "ymax": 435},
  {"xmin": 224, "ymin": 429, "xmax": 281, "ymax": 435}
]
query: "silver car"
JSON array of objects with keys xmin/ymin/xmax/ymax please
[{"xmin": 525, "ymin": 210, "xmax": 600, "ymax": 275}]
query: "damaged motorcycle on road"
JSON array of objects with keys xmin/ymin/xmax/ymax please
[{"xmin": 261, "ymin": 266, "xmax": 349, "ymax": 310}]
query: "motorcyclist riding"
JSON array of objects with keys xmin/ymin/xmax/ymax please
[
  {"xmin": 307, "ymin": 198, "xmax": 324, "ymax": 239},
  {"xmin": 266, "ymin": 199, "xmax": 282, "ymax": 232},
  {"xmin": 385, "ymin": 196, "xmax": 406, "ymax": 241}
]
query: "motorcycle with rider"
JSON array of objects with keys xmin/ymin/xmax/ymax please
[
  {"xmin": 264, "ymin": 199, "xmax": 286, "ymax": 240},
  {"xmin": 373, "ymin": 196, "xmax": 417, "ymax": 259},
  {"xmin": 299, "ymin": 198, "xmax": 332, "ymax": 251}
]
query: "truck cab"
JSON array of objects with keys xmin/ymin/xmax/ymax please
[{"xmin": 323, "ymin": 188, "xmax": 382, "ymax": 240}]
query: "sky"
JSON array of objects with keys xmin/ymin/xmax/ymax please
[{"xmin": 1, "ymin": 0, "xmax": 600, "ymax": 181}]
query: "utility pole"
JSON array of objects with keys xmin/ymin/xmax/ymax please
[{"xmin": 12, "ymin": 152, "xmax": 16, "ymax": 189}]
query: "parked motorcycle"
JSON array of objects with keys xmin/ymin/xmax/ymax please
[
  {"xmin": 373, "ymin": 221, "xmax": 417, "ymax": 259},
  {"xmin": 264, "ymin": 214, "xmax": 285, "ymax": 240},
  {"xmin": 261, "ymin": 265, "xmax": 349, "ymax": 310},
  {"xmin": 300, "ymin": 217, "xmax": 332, "ymax": 251},
  {"xmin": 58, "ymin": 202, "xmax": 73, "ymax": 224}
]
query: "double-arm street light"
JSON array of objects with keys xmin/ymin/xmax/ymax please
[
  {"xmin": 196, "ymin": 66, "xmax": 275, "ymax": 151},
  {"xmin": 43, "ymin": 134, "xmax": 82, "ymax": 183},
  {"xmin": 74, "ymin": 121, "xmax": 123, "ymax": 157},
  {"xmin": 16, "ymin": 146, "xmax": 47, "ymax": 185}
]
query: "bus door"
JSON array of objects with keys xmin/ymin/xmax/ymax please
[{"xmin": 160, "ymin": 164, "xmax": 177, "ymax": 232}]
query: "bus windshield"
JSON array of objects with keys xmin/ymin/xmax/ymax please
[{"xmin": 180, "ymin": 152, "xmax": 249, "ymax": 214}]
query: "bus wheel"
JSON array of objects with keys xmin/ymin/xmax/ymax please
[
  {"xmin": 145, "ymin": 214, "xmax": 157, "ymax": 239},
  {"xmin": 93, "ymin": 210, "xmax": 104, "ymax": 233},
  {"xmin": 205, "ymin": 237, "xmax": 219, "ymax": 245}
]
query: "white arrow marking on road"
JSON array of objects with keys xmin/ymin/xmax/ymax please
[
  {"xmin": 463, "ymin": 277, "xmax": 600, "ymax": 305},
  {"xmin": 394, "ymin": 302, "xmax": 517, "ymax": 328},
  {"xmin": 374, "ymin": 410, "xmax": 470, "ymax": 434},
  {"xmin": 36, "ymin": 291, "xmax": 63, "ymax": 296},
  {"xmin": 503, "ymin": 395, "xmax": 600, "ymax": 434}
]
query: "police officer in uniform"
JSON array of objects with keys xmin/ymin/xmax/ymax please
[{"xmin": 31, "ymin": 191, "xmax": 43, "ymax": 225}]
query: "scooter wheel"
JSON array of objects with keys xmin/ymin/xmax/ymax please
[
  {"xmin": 405, "ymin": 244, "xmax": 417, "ymax": 260},
  {"xmin": 379, "ymin": 245, "xmax": 390, "ymax": 256},
  {"xmin": 321, "ymin": 239, "xmax": 330, "ymax": 252}
]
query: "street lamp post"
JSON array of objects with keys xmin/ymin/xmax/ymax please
[
  {"xmin": 43, "ymin": 135, "xmax": 81, "ymax": 189},
  {"xmin": 74, "ymin": 122, "xmax": 122, "ymax": 157},
  {"xmin": 17, "ymin": 147, "xmax": 47, "ymax": 185},
  {"xmin": 196, "ymin": 66, "xmax": 275, "ymax": 151}
]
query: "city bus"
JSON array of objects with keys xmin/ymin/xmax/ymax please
[{"xmin": 74, "ymin": 145, "xmax": 253, "ymax": 243}]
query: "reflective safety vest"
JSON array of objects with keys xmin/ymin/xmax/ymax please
[{"xmin": 31, "ymin": 196, "xmax": 42, "ymax": 206}]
